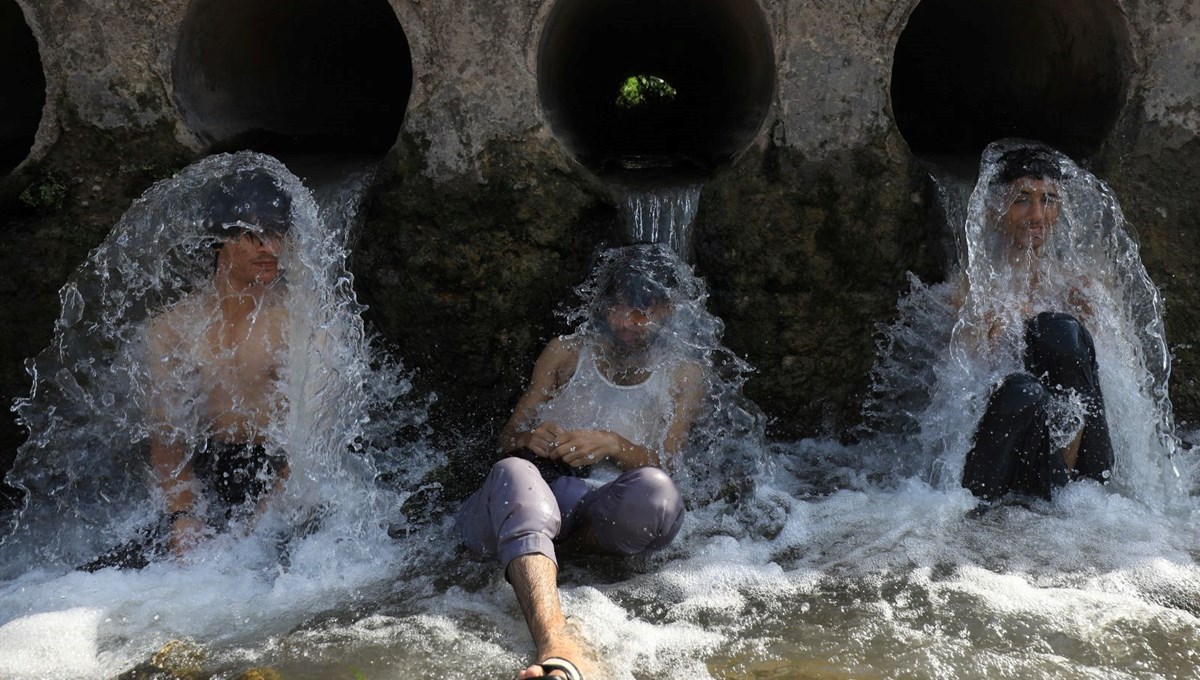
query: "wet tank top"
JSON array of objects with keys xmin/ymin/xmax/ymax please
[{"xmin": 536, "ymin": 343, "xmax": 675, "ymax": 456}]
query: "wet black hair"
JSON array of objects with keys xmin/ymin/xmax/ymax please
[
  {"xmin": 594, "ymin": 245, "xmax": 678, "ymax": 310},
  {"xmin": 991, "ymin": 146, "xmax": 1064, "ymax": 186},
  {"xmin": 205, "ymin": 168, "xmax": 292, "ymax": 237}
]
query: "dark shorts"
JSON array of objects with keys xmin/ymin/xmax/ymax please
[
  {"xmin": 81, "ymin": 439, "xmax": 287, "ymax": 571},
  {"xmin": 192, "ymin": 439, "xmax": 289, "ymax": 516}
]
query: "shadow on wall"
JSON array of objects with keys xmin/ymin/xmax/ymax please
[
  {"xmin": 173, "ymin": 0, "xmax": 412, "ymax": 156},
  {"xmin": 891, "ymin": 0, "xmax": 1132, "ymax": 161},
  {"xmin": 0, "ymin": 0, "xmax": 45, "ymax": 176}
]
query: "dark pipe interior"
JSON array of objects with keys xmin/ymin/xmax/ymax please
[
  {"xmin": 538, "ymin": 0, "xmax": 775, "ymax": 179},
  {"xmin": 0, "ymin": 0, "xmax": 45, "ymax": 175},
  {"xmin": 891, "ymin": 0, "xmax": 1131, "ymax": 160},
  {"xmin": 173, "ymin": 0, "xmax": 412, "ymax": 155}
]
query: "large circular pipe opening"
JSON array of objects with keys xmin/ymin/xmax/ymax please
[
  {"xmin": 173, "ymin": 0, "xmax": 412, "ymax": 155},
  {"xmin": 538, "ymin": 0, "xmax": 775, "ymax": 178},
  {"xmin": 1, "ymin": 0, "xmax": 45, "ymax": 175},
  {"xmin": 891, "ymin": 0, "xmax": 1131, "ymax": 160}
]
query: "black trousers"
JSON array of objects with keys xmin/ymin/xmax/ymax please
[{"xmin": 962, "ymin": 312, "xmax": 1114, "ymax": 501}]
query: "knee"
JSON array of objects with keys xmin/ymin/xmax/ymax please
[
  {"xmin": 489, "ymin": 457, "xmax": 540, "ymax": 484},
  {"xmin": 616, "ymin": 467, "xmax": 685, "ymax": 544},
  {"xmin": 1025, "ymin": 312, "xmax": 1093, "ymax": 373},
  {"xmin": 482, "ymin": 458, "xmax": 556, "ymax": 512},
  {"xmin": 989, "ymin": 373, "xmax": 1049, "ymax": 418},
  {"xmin": 625, "ymin": 467, "xmax": 683, "ymax": 508}
]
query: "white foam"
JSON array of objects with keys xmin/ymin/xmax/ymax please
[{"xmin": 0, "ymin": 607, "xmax": 102, "ymax": 680}]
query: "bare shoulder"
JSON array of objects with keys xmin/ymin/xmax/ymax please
[
  {"xmin": 510, "ymin": 336, "xmax": 581, "ymax": 412},
  {"xmin": 539, "ymin": 335, "xmax": 582, "ymax": 385},
  {"xmin": 669, "ymin": 358, "xmax": 707, "ymax": 392},
  {"xmin": 542, "ymin": 335, "xmax": 582, "ymax": 367}
]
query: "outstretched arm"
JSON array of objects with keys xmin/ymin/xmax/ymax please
[{"xmin": 150, "ymin": 433, "xmax": 204, "ymax": 557}]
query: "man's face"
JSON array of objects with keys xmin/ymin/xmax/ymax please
[
  {"xmin": 603, "ymin": 299, "xmax": 671, "ymax": 355},
  {"xmin": 999, "ymin": 177, "xmax": 1060, "ymax": 252},
  {"xmin": 218, "ymin": 229, "xmax": 284, "ymax": 288}
]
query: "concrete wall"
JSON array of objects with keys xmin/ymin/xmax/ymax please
[{"xmin": 2, "ymin": 0, "xmax": 1199, "ymax": 484}]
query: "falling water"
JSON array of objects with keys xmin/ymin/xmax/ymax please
[
  {"xmin": 0, "ymin": 152, "xmax": 437, "ymax": 678},
  {"xmin": 619, "ymin": 183, "xmax": 702, "ymax": 258},
  {"xmin": 275, "ymin": 152, "xmax": 379, "ymax": 248}
]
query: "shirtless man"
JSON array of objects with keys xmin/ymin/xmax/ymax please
[
  {"xmin": 457, "ymin": 246, "xmax": 705, "ymax": 679},
  {"xmin": 960, "ymin": 146, "xmax": 1114, "ymax": 502},
  {"xmin": 145, "ymin": 170, "xmax": 292, "ymax": 558}
]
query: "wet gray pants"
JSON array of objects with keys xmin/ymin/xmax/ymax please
[{"xmin": 457, "ymin": 457, "xmax": 685, "ymax": 569}]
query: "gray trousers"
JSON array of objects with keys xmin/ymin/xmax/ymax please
[{"xmin": 457, "ymin": 457, "xmax": 685, "ymax": 569}]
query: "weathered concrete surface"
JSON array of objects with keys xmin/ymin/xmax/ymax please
[
  {"xmin": 1096, "ymin": 0, "xmax": 1200, "ymax": 427},
  {"xmin": 354, "ymin": 135, "xmax": 618, "ymax": 445},
  {"xmin": 2, "ymin": 0, "xmax": 1200, "ymax": 490}
]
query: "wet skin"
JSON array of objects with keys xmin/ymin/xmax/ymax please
[
  {"xmin": 221, "ymin": 229, "xmax": 284, "ymax": 288},
  {"xmin": 1000, "ymin": 177, "xmax": 1060, "ymax": 254},
  {"xmin": 602, "ymin": 301, "xmax": 669, "ymax": 357},
  {"xmin": 146, "ymin": 228, "xmax": 291, "ymax": 557}
]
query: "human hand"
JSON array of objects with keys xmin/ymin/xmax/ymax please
[
  {"xmin": 550, "ymin": 429, "xmax": 623, "ymax": 468},
  {"xmin": 522, "ymin": 421, "xmax": 566, "ymax": 458}
]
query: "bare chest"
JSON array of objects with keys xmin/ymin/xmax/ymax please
[{"xmin": 193, "ymin": 311, "xmax": 288, "ymax": 398}]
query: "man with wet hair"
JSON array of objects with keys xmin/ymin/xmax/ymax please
[
  {"xmin": 141, "ymin": 168, "xmax": 293, "ymax": 560},
  {"xmin": 457, "ymin": 245, "xmax": 705, "ymax": 679},
  {"xmin": 961, "ymin": 145, "xmax": 1114, "ymax": 503}
]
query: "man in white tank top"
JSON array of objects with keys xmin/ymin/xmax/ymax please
[{"xmin": 457, "ymin": 246, "xmax": 705, "ymax": 679}]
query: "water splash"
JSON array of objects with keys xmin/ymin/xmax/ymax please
[
  {"xmin": 866, "ymin": 139, "xmax": 1184, "ymax": 508},
  {"xmin": 559, "ymin": 243, "xmax": 767, "ymax": 500},
  {"xmin": 276, "ymin": 152, "xmax": 379, "ymax": 249},
  {"xmin": 0, "ymin": 152, "xmax": 434, "ymax": 672},
  {"xmin": 2, "ymin": 148, "xmax": 1198, "ymax": 680}
]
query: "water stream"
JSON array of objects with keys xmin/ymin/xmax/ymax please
[
  {"xmin": 0, "ymin": 145, "xmax": 1198, "ymax": 679},
  {"xmin": 618, "ymin": 183, "xmax": 702, "ymax": 260}
]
